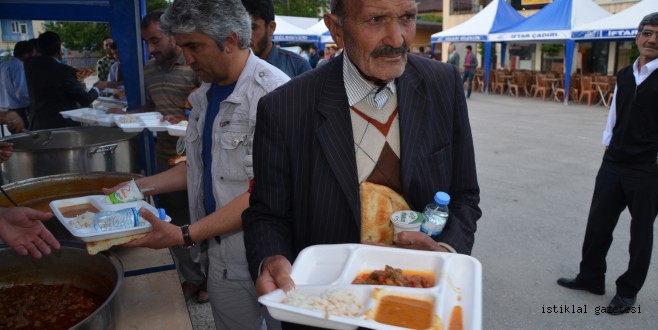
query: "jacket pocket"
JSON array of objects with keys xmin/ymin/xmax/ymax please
[{"xmin": 216, "ymin": 131, "xmax": 249, "ymax": 182}]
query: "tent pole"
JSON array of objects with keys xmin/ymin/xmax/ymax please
[
  {"xmin": 484, "ymin": 42, "xmax": 492, "ymax": 95},
  {"xmin": 564, "ymin": 40, "xmax": 575, "ymax": 106}
]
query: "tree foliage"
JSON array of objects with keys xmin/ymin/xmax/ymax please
[
  {"xmin": 43, "ymin": 22, "xmax": 110, "ymax": 52},
  {"xmin": 273, "ymin": 0, "xmax": 328, "ymax": 17},
  {"xmin": 41, "ymin": 0, "xmax": 171, "ymax": 52}
]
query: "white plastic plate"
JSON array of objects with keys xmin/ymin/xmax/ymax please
[
  {"xmin": 259, "ymin": 244, "xmax": 482, "ymax": 330},
  {"xmin": 49, "ymin": 195, "xmax": 171, "ymax": 242}
]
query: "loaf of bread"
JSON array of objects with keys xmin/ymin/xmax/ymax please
[
  {"xmin": 86, "ymin": 233, "xmax": 146, "ymax": 255},
  {"xmin": 360, "ymin": 182, "xmax": 410, "ymax": 244}
]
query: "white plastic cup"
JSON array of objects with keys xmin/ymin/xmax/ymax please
[{"xmin": 390, "ymin": 210, "xmax": 424, "ymax": 235}]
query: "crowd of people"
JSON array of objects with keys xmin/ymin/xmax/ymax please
[{"xmin": 0, "ymin": 0, "xmax": 656, "ymax": 329}]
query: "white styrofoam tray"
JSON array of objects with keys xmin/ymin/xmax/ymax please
[
  {"xmin": 259, "ymin": 244, "xmax": 482, "ymax": 330},
  {"xmin": 60, "ymin": 108, "xmax": 117, "ymax": 126},
  {"xmin": 49, "ymin": 195, "xmax": 171, "ymax": 242},
  {"xmin": 114, "ymin": 112, "xmax": 164, "ymax": 133},
  {"xmin": 166, "ymin": 124, "xmax": 187, "ymax": 137}
]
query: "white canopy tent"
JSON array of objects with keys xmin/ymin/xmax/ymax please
[
  {"xmin": 489, "ymin": 0, "xmax": 611, "ymax": 104},
  {"xmin": 307, "ymin": 19, "xmax": 335, "ymax": 47},
  {"xmin": 430, "ymin": 0, "xmax": 525, "ymax": 94},
  {"xmin": 277, "ymin": 15, "xmax": 320, "ymax": 29},
  {"xmin": 273, "ymin": 15, "xmax": 319, "ymax": 43},
  {"xmin": 430, "ymin": 0, "xmax": 523, "ymax": 43},
  {"xmin": 572, "ymin": 0, "xmax": 653, "ymax": 40}
]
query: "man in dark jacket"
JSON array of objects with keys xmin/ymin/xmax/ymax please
[{"xmin": 24, "ymin": 31, "xmax": 99, "ymax": 130}]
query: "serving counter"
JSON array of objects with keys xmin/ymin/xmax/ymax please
[{"xmin": 112, "ymin": 247, "xmax": 193, "ymax": 329}]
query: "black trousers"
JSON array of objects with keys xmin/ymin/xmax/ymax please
[{"xmin": 579, "ymin": 157, "xmax": 658, "ymax": 298}]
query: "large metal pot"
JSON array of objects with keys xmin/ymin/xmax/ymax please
[
  {"xmin": 0, "ymin": 126, "xmax": 142, "ymax": 184},
  {"xmin": 0, "ymin": 241, "xmax": 123, "ymax": 329}
]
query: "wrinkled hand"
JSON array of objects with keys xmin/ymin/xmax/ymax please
[
  {"xmin": 0, "ymin": 141, "xmax": 13, "ymax": 163},
  {"xmin": 256, "ymin": 255, "xmax": 295, "ymax": 296},
  {"xmin": 393, "ymin": 231, "xmax": 449, "ymax": 252},
  {"xmin": 121, "ymin": 208, "xmax": 179, "ymax": 249},
  {"xmin": 2, "ymin": 112, "xmax": 25, "ymax": 133},
  {"xmin": 0, "ymin": 207, "xmax": 60, "ymax": 258},
  {"xmin": 162, "ymin": 114, "xmax": 186, "ymax": 125}
]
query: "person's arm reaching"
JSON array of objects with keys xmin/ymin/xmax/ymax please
[{"xmin": 0, "ymin": 207, "xmax": 60, "ymax": 258}]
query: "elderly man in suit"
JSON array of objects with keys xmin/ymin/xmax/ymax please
[
  {"xmin": 24, "ymin": 31, "xmax": 100, "ymax": 130},
  {"xmin": 242, "ymin": 0, "xmax": 481, "ymax": 314}
]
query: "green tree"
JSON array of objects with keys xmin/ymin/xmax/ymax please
[
  {"xmin": 41, "ymin": 0, "xmax": 171, "ymax": 52},
  {"xmin": 43, "ymin": 21, "xmax": 110, "ymax": 52},
  {"xmin": 274, "ymin": 0, "xmax": 328, "ymax": 17}
]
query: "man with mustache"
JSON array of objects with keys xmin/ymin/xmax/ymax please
[
  {"xmin": 243, "ymin": 1, "xmax": 481, "ymax": 323},
  {"xmin": 241, "ymin": 0, "xmax": 311, "ymax": 78},
  {"xmin": 558, "ymin": 12, "xmax": 658, "ymax": 314}
]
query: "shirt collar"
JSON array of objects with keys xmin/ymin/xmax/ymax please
[
  {"xmin": 342, "ymin": 50, "xmax": 396, "ymax": 109},
  {"xmin": 634, "ymin": 56, "xmax": 658, "ymax": 75}
]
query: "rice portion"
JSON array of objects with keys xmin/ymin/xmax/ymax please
[
  {"xmin": 281, "ymin": 289, "xmax": 363, "ymax": 319},
  {"xmin": 175, "ymin": 120, "xmax": 189, "ymax": 127},
  {"xmin": 69, "ymin": 211, "xmax": 95, "ymax": 229},
  {"xmin": 118, "ymin": 114, "xmax": 140, "ymax": 123}
]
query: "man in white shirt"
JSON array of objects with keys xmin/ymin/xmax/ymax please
[{"xmin": 558, "ymin": 12, "xmax": 658, "ymax": 315}]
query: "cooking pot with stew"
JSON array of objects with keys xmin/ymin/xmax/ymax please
[{"xmin": 0, "ymin": 241, "xmax": 123, "ymax": 329}]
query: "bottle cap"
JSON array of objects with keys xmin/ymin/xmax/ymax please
[
  {"xmin": 158, "ymin": 208, "xmax": 167, "ymax": 220},
  {"xmin": 434, "ymin": 191, "xmax": 450, "ymax": 206}
]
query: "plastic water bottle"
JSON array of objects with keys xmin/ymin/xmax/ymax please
[
  {"xmin": 93, "ymin": 208, "xmax": 166, "ymax": 232},
  {"xmin": 420, "ymin": 192, "xmax": 450, "ymax": 238},
  {"xmin": 93, "ymin": 208, "xmax": 140, "ymax": 232}
]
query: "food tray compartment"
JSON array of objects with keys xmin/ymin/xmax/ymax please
[
  {"xmin": 49, "ymin": 195, "xmax": 171, "ymax": 242},
  {"xmin": 337, "ymin": 245, "xmax": 445, "ymax": 288},
  {"xmin": 143, "ymin": 119, "xmax": 169, "ymax": 132},
  {"xmin": 259, "ymin": 285, "xmax": 372, "ymax": 330},
  {"xmin": 115, "ymin": 112, "xmax": 163, "ymax": 133},
  {"xmin": 291, "ymin": 244, "xmax": 357, "ymax": 285}
]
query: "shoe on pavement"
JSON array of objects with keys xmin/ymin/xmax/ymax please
[
  {"xmin": 196, "ymin": 280, "xmax": 209, "ymax": 304},
  {"xmin": 181, "ymin": 281, "xmax": 201, "ymax": 301},
  {"xmin": 557, "ymin": 277, "xmax": 605, "ymax": 295},
  {"xmin": 607, "ymin": 295, "xmax": 636, "ymax": 315}
]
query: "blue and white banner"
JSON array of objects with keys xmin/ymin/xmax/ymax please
[
  {"xmin": 572, "ymin": 29, "xmax": 637, "ymax": 40},
  {"xmin": 489, "ymin": 30, "xmax": 570, "ymax": 41},
  {"xmin": 272, "ymin": 35, "xmax": 318, "ymax": 42},
  {"xmin": 431, "ymin": 35, "xmax": 488, "ymax": 43}
]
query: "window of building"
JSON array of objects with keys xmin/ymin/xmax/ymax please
[{"xmin": 10, "ymin": 21, "xmax": 29, "ymax": 34}]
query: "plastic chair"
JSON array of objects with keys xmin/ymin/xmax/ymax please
[
  {"xmin": 508, "ymin": 72, "xmax": 527, "ymax": 97},
  {"xmin": 578, "ymin": 76, "xmax": 597, "ymax": 106},
  {"xmin": 533, "ymin": 74, "xmax": 550, "ymax": 101}
]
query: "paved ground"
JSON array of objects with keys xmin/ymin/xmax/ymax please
[{"xmin": 181, "ymin": 91, "xmax": 658, "ymax": 329}]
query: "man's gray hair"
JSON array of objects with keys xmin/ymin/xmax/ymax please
[
  {"xmin": 639, "ymin": 12, "xmax": 658, "ymax": 31},
  {"xmin": 161, "ymin": 0, "xmax": 251, "ymax": 49}
]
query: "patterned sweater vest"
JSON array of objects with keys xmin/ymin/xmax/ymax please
[{"xmin": 350, "ymin": 93, "xmax": 402, "ymax": 193}]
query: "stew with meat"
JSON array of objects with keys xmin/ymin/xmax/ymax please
[
  {"xmin": 352, "ymin": 265, "xmax": 435, "ymax": 288},
  {"xmin": 0, "ymin": 283, "xmax": 104, "ymax": 329}
]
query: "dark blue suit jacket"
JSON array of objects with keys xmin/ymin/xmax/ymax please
[
  {"xmin": 243, "ymin": 54, "xmax": 481, "ymax": 279},
  {"xmin": 24, "ymin": 56, "xmax": 99, "ymax": 130}
]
